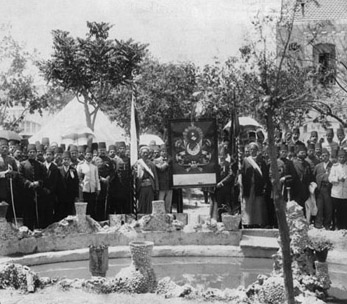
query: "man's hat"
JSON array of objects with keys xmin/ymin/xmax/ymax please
[
  {"xmin": 27, "ymin": 144, "xmax": 37, "ymax": 151},
  {"xmin": 60, "ymin": 144, "xmax": 66, "ymax": 151},
  {"xmin": 8, "ymin": 139, "xmax": 19, "ymax": 145},
  {"xmin": 54, "ymin": 146, "xmax": 64, "ymax": 154},
  {"xmin": 69, "ymin": 144, "xmax": 78, "ymax": 152},
  {"xmin": 307, "ymin": 143, "xmax": 315, "ymax": 150},
  {"xmin": 85, "ymin": 147, "xmax": 93, "ymax": 154},
  {"xmin": 293, "ymin": 127, "xmax": 300, "ymax": 134},
  {"xmin": 310, "ymin": 131, "xmax": 318, "ymax": 137},
  {"xmin": 326, "ymin": 128, "xmax": 334, "ymax": 135},
  {"xmin": 139, "ymin": 145, "xmax": 150, "ymax": 154},
  {"xmin": 315, "ymin": 142, "xmax": 322, "ymax": 149},
  {"xmin": 296, "ymin": 144, "xmax": 307, "ymax": 153},
  {"xmin": 115, "ymin": 141, "xmax": 126, "ymax": 148},
  {"xmin": 91, "ymin": 143, "xmax": 98, "ymax": 151},
  {"xmin": 36, "ymin": 144, "xmax": 44, "ymax": 152},
  {"xmin": 98, "ymin": 142, "xmax": 106, "ymax": 149},
  {"xmin": 108, "ymin": 145, "xmax": 116, "ymax": 151},
  {"xmin": 337, "ymin": 149, "xmax": 346, "ymax": 157},
  {"xmin": 78, "ymin": 145, "xmax": 85, "ymax": 153},
  {"xmin": 45, "ymin": 147, "xmax": 55, "ymax": 154},
  {"xmin": 20, "ymin": 138, "xmax": 29, "ymax": 147},
  {"xmin": 321, "ymin": 148, "xmax": 329, "ymax": 155},
  {"xmin": 0, "ymin": 138, "xmax": 8, "ymax": 145},
  {"xmin": 42, "ymin": 137, "xmax": 50, "ymax": 146},
  {"xmin": 62, "ymin": 151, "xmax": 71, "ymax": 159}
]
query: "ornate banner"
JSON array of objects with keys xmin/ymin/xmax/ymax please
[{"xmin": 168, "ymin": 118, "xmax": 218, "ymax": 188}]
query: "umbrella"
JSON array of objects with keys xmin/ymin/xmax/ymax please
[
  {"xmin": 139, "ymin": 134, "xmax": 164, "ymax": 146},
  {"xmin": 61, "ymin": 125, "xmax": 95, "ymax": 141},
  {"xmin": 0, "ymin": 129, "xmax": 22, "ymax": 142},
  {"xmin": 224, "ymin": 116, "xmax": 261, "ymax": 130}
]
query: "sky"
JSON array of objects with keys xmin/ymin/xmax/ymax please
[{"xmin": 0, "ymin": 0, "xmax": 280, "ymax": 66}]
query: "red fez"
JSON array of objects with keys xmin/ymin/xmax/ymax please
[
  {"xmin": 85, "ymin": 147, "xmax": 93, "ymax": 154},
  {"xmin": 338, "ymin": 149, "xmax": 346, "ymax": 157},
  {"xmin": 326, "ymin": 128, "xmax": 334, "ymax": 135},
  {"xmin": 296, "ymin": 144, "xmax": 307, "ymax": 153},
  {"xmin": 293, "ymin": 127, "xmax": 300, "ymax": 134},
  {"xmin": 321, "ymin": 148, "xmax": 329, "ymax": 154},
  {"xmin": 54, "ymin": 147, "xmax": 64, "ymax": 154},
  {"xmin": 310, "ymin": 131, "xmax": 318, "ymax": 136},
  {"xmin": 280, "ymin": 144, "xmax": 288, "ymax": 151},
  {"xmin": 36, "ymin": 144, "xmax": 44, "ymax": 152}
]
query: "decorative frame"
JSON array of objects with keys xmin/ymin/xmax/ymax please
[{"xmin": 168, "ymin": 118, "xmax": 218, "ymax": 188}]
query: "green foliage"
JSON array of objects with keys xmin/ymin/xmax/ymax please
[
  {"xmin": 40, "ymin": 21, "xmax": 147, "ymax": 130},
  {"xmin": 0, "ymin": 25, "xmax": 45, "ymax": 131}
]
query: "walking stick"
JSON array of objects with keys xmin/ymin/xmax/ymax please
[
  {"xmin": 34, "ymin": 189, "xmax": 40, "ymax": 228},
  {"xmin": 104, "ymin": 181, "xmax": 109, "ymax": 220},
  {"xmin": 9, "ymin": 177, "xmax": 18, "ymax": 228}
]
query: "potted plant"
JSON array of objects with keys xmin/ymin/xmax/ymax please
[{"xmin": 307, "ymin": 229, "xmax": 333, "ymax": 263}]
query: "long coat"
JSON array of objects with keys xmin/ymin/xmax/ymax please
[
  {"xmin": 58, "ymin": 166, "xmax": 79, "ymax": 217},
  {"xmin": 19, "ymin": 159, "xmax": 48, "ymax": 230}
]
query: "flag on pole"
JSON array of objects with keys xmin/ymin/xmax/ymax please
[{"xmin": 130, "ymin": 91, "xmax": 139, "ymax": 167}]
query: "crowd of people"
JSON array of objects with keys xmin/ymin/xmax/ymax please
[
  {"xmin": 0, "ymin": 138, "xmax": 145, "ymax": 230},
  {"xmin": 235, "ymin": 126, "xmax": 347, "ymax": 230},
  {"xmin": 1, "ymin": 124, "xmax": 347, "ymax": 232}
]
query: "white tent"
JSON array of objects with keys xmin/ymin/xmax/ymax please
[{"xmin": 30, "ymin": 97, "xmax": 127, "ymax": 146}]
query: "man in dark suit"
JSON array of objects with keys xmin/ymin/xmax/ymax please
[
  {"xmin": 0, "ymin": 138, "xmax": 19, "ymax": 223},
  {"xmin": 44, "ymin": 147, "xmax": 63, "ymax": 224},
  {"xmin": 19, "ymin": 144, "xmax": 48, "ymax": 230},
  {"xmin": 58, "ymin": 151, "xmax": 79, "ymax": 217},
  {"xmin": 291, "ymin": 144, "xmax": 314, "ymax": 212},
  {"xmin": 313, "ymin": 148, "xmax": 333, "ymax": 229}
]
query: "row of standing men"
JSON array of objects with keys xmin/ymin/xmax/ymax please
[{"xmin": 0, "ymin": 140, "xmax": 133, "ymax": 230}]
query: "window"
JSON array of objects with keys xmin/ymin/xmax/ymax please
[{"xmin": 313, "ymin": 43, "xmax": 336, "ymax": 85}]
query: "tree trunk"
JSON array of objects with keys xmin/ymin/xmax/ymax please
[
  {"xmin": 82, "ymin": 95, "xmax": 94, "ymax": 131},
  {"xmin": 266, "ymin": 108, "xmax": 295, "ymax": 304}
]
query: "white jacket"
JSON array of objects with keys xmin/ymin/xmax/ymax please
[
  {"xmin": 77, "ymin": 161, "xmax": 101, "ymax": 193},
  {"xmin": 328, "ymin": 163, "xmax": 347, "ymax": 199}
]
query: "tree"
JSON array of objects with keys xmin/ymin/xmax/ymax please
[
  {"xmin": 103, "ymin": 56, "xmax": 198, "ymax": 139},
  {"xmin": 0, "ymin": 24, "xmax": 46, "ymax": 131},
  {"xmin": 39, "ymin": 21, "xmax": 147, "ymax": 131}
]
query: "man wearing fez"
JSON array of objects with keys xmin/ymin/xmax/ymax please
[
  {"xmin": 0, "ymin": 138, "xmax": 19, "ymax": 222},
  {"xmin": 291, "ymin": 127, "xmax": 305, "ymax": 149},
  {"xmin": 135, "ymin": 146, "xmax": 159, "ymax": 214},
  {"xmin": 8, "ymin": 140, "xmax": 19, "ymax": 156},
  {"xmin": 306, "ymin": 143, "xmax": 320, "ymax": 172},
  {"xmin": 69, "ymin": 145, "xmax": 79, "ymax": 168},
  {"xmin": 322, "ymin": 128, "xmax": 339, "ymax": 162},
  {"xmin": 93, "ymin": 142, "xmax": 115, "ymax": 221},
  {"xmin": 77, "ymin": 145, "xmax": 85, "ymax": 162},
  {"xmin": 291, "ymin": 145, "xmax": 314, "ymax": 212},
  {"xmin": 54, "ymin": 146, "xmax": 64, "ymax": 168},
  {"xmin": 58, "ymin": 151, "xmax": 79, "ymax": 217},
  {"xmin": 314, "ymin": 148, "xmax": 333, "ymax": 229},
  {"xmin": 153, "ymin": 145, "xmax": 173, "ymax": 213},
  {"xmin": 308, "ymin": 131, "xmax": 319, "ymax": 145},
  {"xmin": 109, "ymin": 141, "xmax": 132, "ymax": 214},
  {"xmin": 315, "ymin": 142, "xmax": 323, "ymax": 161},
  {"xmin": 36, "ymin": 144, "xmax": 45, "ymax": 163},
  {"xmin": 19, "ymin": 144, "xmax": 48, "ymax": 230},
  {"xmin": 77, "ymin": 147, "xmax": 100, "ymax": 219},
  {"xmin": 43, "ymin": 147, "xmax": 62, "ymax": 224}
]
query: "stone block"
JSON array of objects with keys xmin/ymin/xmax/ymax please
[{"xmin": 172, "ymin": 213, "xmax": 188, "ymax": 225}]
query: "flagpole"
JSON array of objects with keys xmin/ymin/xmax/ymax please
[{"xmin": 130, "ymin": 71, "xmax": 140, "ymax": 219}]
